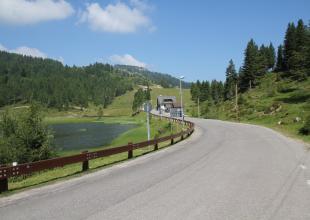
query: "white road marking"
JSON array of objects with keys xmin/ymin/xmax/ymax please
[
  {"xmin": 307, "ymin": 180, "xmax": 310, "ymax": 186},
  {"xmin": 300, "ymin": 164, "xmax": 307, "ymax": 170}
]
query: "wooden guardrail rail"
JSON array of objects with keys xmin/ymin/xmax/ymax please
[{"xmin": 0, "ymin": 114, "xmax": 194, "ymax": 193}]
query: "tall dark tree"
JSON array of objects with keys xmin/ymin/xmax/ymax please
[
  {"xmin": 239, "ymin": 39, "xmax": 260, "ymax": 91},
  {"xmin": 295, "ymin": 19, "xmax": 307, "ymax": 52},
  {"xmin": 283, "ymin": 22, "xmax": 297, "ymax": 70},
  {"xmin": 210, "ymin": 80, "xmax": 224, "ymax": 104},
  {"xmin": 200, "ymin": 81, "xmax": 211, "ymax": 102},
  {"xmin": 275, "ymin": 45, "xmax": 284, "ymax": 72},
  {"xmin": 224, "ymin": 59, "xmax": 237, "ymax": 100},
  {"xmin": 190, "ymin": 81, "xmax": 201, "ymax": 103},
  {"xmin": 267, "ymin": 43, "xmax": 276, "ymax": 69}
]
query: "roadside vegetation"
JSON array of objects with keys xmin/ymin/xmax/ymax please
[{"xmin": 5, "ymin": 112, "xmax": 185, "ymax": 193}]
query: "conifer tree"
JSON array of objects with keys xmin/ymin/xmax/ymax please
[
  {"xmin": 267, "ymin": 43, "xmax": 276, "ymax": 69},
  {"xmin": 224, "ymin": 59, "xmax": 237, "ymax": 100},
  {"xmin": 283, "ymin": 22, "xmax": 296, "ymax": 70},
  {"xmin": 200, "ymin": 81, "xmax": 211, "ymax": 102},
  {"xmin": 239, "ymin": 39, "xmax": 259, "ymax": 91},
  {"xmin": 295, "ymin": 19, "xmax": 307, "ymax": 52},
  {"xmin": 190, "ymin": 81, "xmax": 200, "ymax": 103},
  {"xmin": 275, "ymin": 45, "xmax": 284, "ymax": 72}
]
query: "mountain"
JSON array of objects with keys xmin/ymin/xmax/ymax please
[
  {"xmin": 115, "ymin": 65, "xmax": 191, "ymax": 88},
  {"xmin": 0, "ymin": 51, "xmax": 189, "ymax": 110}
]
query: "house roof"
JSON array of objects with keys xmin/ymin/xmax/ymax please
[{"xmin": 157, "ymin": 96, "xmax": 176, "ymax": 104}]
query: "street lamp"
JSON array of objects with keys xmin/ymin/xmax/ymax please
[{"xmin": 179, "ymin": 76, "xmax": 184, "ymax": 121}]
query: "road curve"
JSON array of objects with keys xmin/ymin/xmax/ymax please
[{"xmin": 0, "ymin": 118, "xmax": 310, "ymax": 220}]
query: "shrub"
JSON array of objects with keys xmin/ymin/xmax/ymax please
[{"xmin": 0, "ymin": 104, "xmax": 55, "ymax": 165}]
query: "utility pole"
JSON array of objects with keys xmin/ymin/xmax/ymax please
[
  {"xmin": 197, "ymin": 97, "xmax": 200, "ymax": 118},
  {"xmin": 146, "ymin": 102, "xmax": 150, "ymax": 141},
  {"xmin": 179, "ymin": 76, "xmax": 185, "ymax": 122}
]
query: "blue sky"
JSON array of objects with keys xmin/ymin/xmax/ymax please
[{"xmin": 0, "ymin": 0, "xmax": 309, "ymax": 82}]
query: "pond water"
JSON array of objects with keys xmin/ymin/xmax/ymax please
[{"xmin": 49, "ymin": 122, "xmax": 136, "ymax": 151}]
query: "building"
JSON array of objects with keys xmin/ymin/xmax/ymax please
[
  {"xmin": 157, "ymin": 95, "xmax": 176, "ymax": 112},
  {"xmin": 170, "ymin": 102, "xmax": 183, "ymax": 117}
]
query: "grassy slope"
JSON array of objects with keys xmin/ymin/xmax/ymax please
[{"xmin": 199, "ymin": 73, "xmax": 310, "ymax": 143}]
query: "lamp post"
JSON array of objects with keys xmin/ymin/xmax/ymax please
[{"xmin": 179, "ymin": 76, "xmax": 184, "ymax": 121}]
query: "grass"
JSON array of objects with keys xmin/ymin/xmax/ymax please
[{"xmin": 197, "ymin": 73, "xmax": 310, "ymax": 144}]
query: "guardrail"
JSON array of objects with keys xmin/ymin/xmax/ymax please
[{"xmin": 0, "ymin": 114, "xmax": 194, "ymax": 193}]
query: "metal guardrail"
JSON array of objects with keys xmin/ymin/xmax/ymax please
[{"xmin": 0, "ymin": 114, "xmax": 194, "ymax": 193}]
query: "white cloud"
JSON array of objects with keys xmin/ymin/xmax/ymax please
[
  {"xmin": 0, "ymin": 43, "xmax": 47, "ymax": 58},
  {"xmin": 12, "ymin": 46, "xmax": 47, "ymax": 58},
  {"xmin": 110, "ymin": 54, "xmax": 147, "ymax": 68},
  {"xmin": 80, "ymin": 1, "xmax": 154, "ymax": 33},
  {"xmin": 0, "ymin": 0, "xmax": 74, "ymax": 25}
]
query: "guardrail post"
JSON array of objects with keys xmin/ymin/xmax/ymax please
[
  {"xmin": 82, "ymin": 151, "xmax": 89, "ymax": 172},
  {"xmin": 181, "ymin": 134, "xmax": 184, "ymax": 140},
  {"xmin": 0, "ymin": 165, "xmax": 8, "ymax": 193},
  {"xmin": 154, "ymin": 140, "xmax": 158, "ymax": 151},
  {"xmin": 171, "ymin": 136, "xmax": 174, "ymax": 145},
  {"xmin": 0, "ymin": 178, "xmax": 8, "ymax": 193},
  {"xmin": 128, "ymin": 142, "xmax": 133, "ymax": 159}
]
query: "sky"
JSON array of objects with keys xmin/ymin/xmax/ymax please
[{"xmin": 0, "ymin": 0, "xmax": 309, "ymax": 82}]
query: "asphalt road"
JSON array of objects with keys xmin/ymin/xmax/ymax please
[{"xmin": 0, "ymin": 117, "xmax": 310, "ymax": 220}]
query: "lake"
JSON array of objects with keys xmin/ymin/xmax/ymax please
[{"xmin": 49, "ymin": 122, "xmax": 137, "ymax": 151}]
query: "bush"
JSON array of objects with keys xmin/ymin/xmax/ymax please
[
  {"xmin": 0, "ymin": 104, "xmax": 55, "ymax": 165},
  {"xmin": 299, "ymin": 116, "xmax": 310, "ymax": 135}
]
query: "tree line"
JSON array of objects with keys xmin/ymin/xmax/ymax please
[
  {"xmin": 0, "ymin": 51, "xmax": 134, "ymax": 110},
  {"xmin": 191, "ymin": 19, "xmax": 310, "ymax": 104}
]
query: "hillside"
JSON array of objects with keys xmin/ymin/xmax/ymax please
[
  {"xmin": 102, "ymin": 87, "xmax": 194, "ymax": 116},
  {"xmin": 0, "ymin": 51, "xmax": 192, "ymax": 111},
  {"xmin": 115, "ymin": 65, "xmax": 191, "ymax": 88},
  {"xmin": 194, "ymin": 73, "xmax": 310, "ymax": 143}
]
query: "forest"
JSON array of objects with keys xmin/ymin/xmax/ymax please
[{"xmin": 0, "ymin": 52, "xmax": 135, "ymax": 110}]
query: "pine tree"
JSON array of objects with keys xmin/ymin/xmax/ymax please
[
  {"xmin": 267, "ymin": 43, "xmax": 276, "ymax": 69},
  {"xmin": 283, "ymin": 22, "xmax": 296, "ymax": 70},
  {"xmin": 145, "ymin": 84, "xmax": 151, "ymax": 101},
  {"xmin": 190, "ymin": 81, "xmax": 200, "ymax": 103},
  {"xmin": 275, "ymin": 45, "xmax": 284, "ymax": 72},
  {"xmin": 295, "ymin": 19, "xmax": 307, "ymax": 52},
  {"xmin": 239, "ymin": 39, "xmax": 260, "ymax": 91},
  {"xmin": 224, "ymin": 59, "xmax": 237, "ymax": 100},
  {"xmin": 210, "ymin": 80, "xmax": 219, "ymax": 103},
  {"xmin": 200, "ymin": 81, "xmax": 211, "ymax": 102}
]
